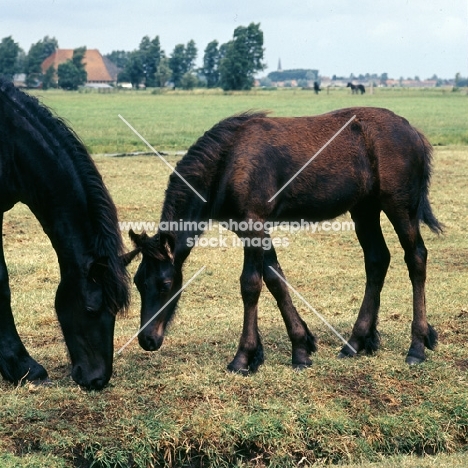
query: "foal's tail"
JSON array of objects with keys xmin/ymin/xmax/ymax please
[{"xmin": 417, "ymin": 130, "xmax": 444, "ymax": 235}]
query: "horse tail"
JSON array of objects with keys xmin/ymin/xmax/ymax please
[{"xmin": 416, "ymin": 130, "xmax": 444, "ymax": 234}]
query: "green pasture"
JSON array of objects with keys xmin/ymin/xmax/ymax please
[
  {"xmin": 30, "ymin": 86, "xmax": 468, "ymax": 154},
  {"xmin": 0, "ymin": 88, "xmax": 467, "ymax": 467}
]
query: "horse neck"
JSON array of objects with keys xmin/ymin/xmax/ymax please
[
  {"xmin": 159, "ymin": 174, "xmax": 211, "ymax": 264},
  {"xmin": 21, "ymin": 167, "xmax": 101, "ymax": 270},
  {"xmin": 4, "ymin": 120, "xmax": 117, "ymax": 270}
]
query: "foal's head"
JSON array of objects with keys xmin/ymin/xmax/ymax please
[{"xmin": 128, "ymin": 230, "xmax": 180, "ymax": 351}]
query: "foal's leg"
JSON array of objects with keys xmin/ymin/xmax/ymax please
[
  {"xmin": 386, "ymin": 213, "xmax": 437, "ymax": 364},
  {"xmin": 0, "ymin": 217, "xmax": 48, "ymax": 384},
  {"xmin": 227, "ymin": 239, "xmax": 265, "ymax": 374},
  {"xmin": 262, "ymin": 242, "xmax": 317, "ymax": 368},
  {"xmin": 339, "ymin": 207, "xmax": 391, "ymax": 357}
]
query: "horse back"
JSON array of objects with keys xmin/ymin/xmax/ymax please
[{"xmin": 216, "ymin": 107, "xmax": 428, "ymax": 221}]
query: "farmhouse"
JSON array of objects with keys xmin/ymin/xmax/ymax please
[{"xmin": 41, "ymin": 49, "xmax": 119, "ymax": 86}]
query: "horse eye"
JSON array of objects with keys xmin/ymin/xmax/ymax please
[{"xmin": 160, "ymin": 281, "xmax": 172, "ymax": 292}]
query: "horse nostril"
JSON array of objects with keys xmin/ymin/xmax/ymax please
[
  {"xmin": 88, "ymin": 377, "xmax": 106, "ymax": 391},
  {"xmin": 71, "ymin": 365, "xmax": 108, "ymax": 390},
  {"xmin": 138, "ymin": 333, "xmax": 163, "ymax": 352}
]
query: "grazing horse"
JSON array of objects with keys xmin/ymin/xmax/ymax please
[
  {"xmin": 347, "ymin": 82, "xmax": 365, "ymax": 94},
  {"xmin": 128, "ymin": 108, "xmax": 441, "ymax": 374},
  {"xmin": 0, "ymin": 78, "xmax": 130, "ymax": 390}
]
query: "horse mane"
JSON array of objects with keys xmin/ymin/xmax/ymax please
[
  {"xmin": 160, "ymin": 111, "xmax": 268, "ymax": 225},
  {"xmin": 0, "ymin": 78, "xmax": 130, "ymax": 314}
]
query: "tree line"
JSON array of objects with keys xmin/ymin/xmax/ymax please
[{"xmin": 0, "ymin": 23, "xmax": 265, "ymax": 91}]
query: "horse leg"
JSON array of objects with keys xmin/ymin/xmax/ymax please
[
  {"xmin": 0, "ymin": 217, "xmax": 48, "ymax": 384},
  {"xmin": 339, "ymin": 207, "xmax": 390, "ymax": 357},
  {"xmin": 227, "ymin": 238, "xmax": 265, "ymax": 375},
  {"xmin": 386, "ymin": 212, "xmax": 437, "ymax": 364},
  {"xmin": 262, "ymin": 242, "xmax": 317, "ymax": 368}
]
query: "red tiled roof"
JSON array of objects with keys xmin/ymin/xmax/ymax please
[{"xmin": 42, "ymin": 49, "xmax": 115, "ymax": 82}]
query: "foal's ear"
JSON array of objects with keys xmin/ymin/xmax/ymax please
[
  {"xmin": 129, "ymin": 229, "xmax": 149, "ymax": 247},
  {"xmin": 120, "ymin": 249, "xmax": 140, "ymax": 266},
  {"xmin": 159, "ymin": 232, "xmax": 175, "ymax": 256}
]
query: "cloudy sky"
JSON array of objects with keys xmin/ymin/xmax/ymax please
[{"xmin": 2, "ymin": 0, "xmax": 467, "ymax": 79}]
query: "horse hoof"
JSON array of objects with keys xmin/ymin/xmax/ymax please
[
  {"xmin": 338, "ymin": 351, "xmax": 355, "ymax": 359},
  {"xmin": 405, "ymin": 355, "xmax": 425, "ymax": 366},
  {"xmin": 227, "ymin": 365, "xmax": 250, "ymax": 376},
  {"xmin": 293, "ymin": 362, "xmax": 312, "ymax": 371}
]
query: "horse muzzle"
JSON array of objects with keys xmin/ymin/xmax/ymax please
[{"xmin": 138, "ymin": 331, "xmax": 164, "ymax": 351}]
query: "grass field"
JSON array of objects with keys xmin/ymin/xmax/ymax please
[
  {"xmin": 29, "ymin": 87, "xmax": 468, "ymax": 154},
  {"xmin": 0, "ymin": 88, "xmax": 467, "ymax": 467}
]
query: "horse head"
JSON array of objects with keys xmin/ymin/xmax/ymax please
[{"xmin": 127, "ymin": 229, "xmax": 179, "ymax": 352}]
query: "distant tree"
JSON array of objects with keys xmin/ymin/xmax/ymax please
[
  {"xmin": 185, "ymin": 40, "xmax": 197, "ymax": 71},
  {"xmin": 201, "ymin": 40, "xmax": 221, "ymax": 88},
  {"xmin": 454, "ymin": 72, "xmax": 468, "ymax": 87},
  {"xmin": 122, "ymin": 54, "xmax": 144, "ymax": 88},
  {"xmin": 154, "ymin": 57, "xmax": 171, "ymax": 87},
  {"xmin": 169, "ymin": 44, "xmax": 186, "ymax": 88},
  {"xmin": 26, "ymin": 36, "xmax": 58, "ymax": 86},
  {"xmin": 169, "ymin": 40, "xmax": 198, "ymax": 88},
  {"xmin": 139, "ymin": 35, "xmax": 163, "ymax": 87},
  {"xmin": 105, "ymin": 50, "xmax": 131, "ymax": 69},
  {"xmin": 268, "ymin": 69, "xmax": 318, "ymax": 82},
  {"xmin": 0, "ymin": 36, "xmax": 22, "ymax": 79},
  {"xmin": 219, "ymin": 23, "xmax": 265, "ymax": 91},
  {"xmin": 180, "ymin": 72, "xmax": 198, "ymax": 90},
  {"xmin": 57, "ymin": 46, "xmax": 87, "ymax": 90},
  {"xmin": 202, "ymin": 40, "xmax": 220, "ymax": 88},
  {"xmin": 118, "ymin": 36, "xmax": 164, "ymax": 88},
  {"xmin": 380, "ymin": 72, "xmax": 388, "ymax": 86},
  {"xmin": 42, "ymin": 65, "xmax": 56, "ymax": 89}
]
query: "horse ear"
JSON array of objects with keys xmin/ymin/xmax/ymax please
[
  {"xmin": 129, "ymin": 229, "xmax": 148, "ymax": 247},
  {"xmin": 160, "ymin": 232, "xmax": 175, "ymax": 255},
  {"xmin": 120, "ymin": 249, "xmax": 140, "ymax": 266}
]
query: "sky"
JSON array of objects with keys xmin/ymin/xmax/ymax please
[{"xmin": 2, "ymin": 0, "xmax": 467, "ymax": 79}]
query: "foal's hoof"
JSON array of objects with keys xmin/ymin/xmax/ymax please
[
  {"xmin": 405, "ymin": 355, "xmax": 425, "ymax": 366},
  {"xmin": 227, "ymin": 365, "xmax": 250, "ymax": 376},
  {"xmin": 292, "ymin": 356, "xmax": 312, "ymax": 370},
  {"xmin": 338, "ymin": 347, "xmax": 357, "ymax": 359},
  {"xmin": 293, "ymin": 362, "xmax": 312, "ymax": 371}
]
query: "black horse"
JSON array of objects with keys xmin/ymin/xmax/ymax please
[
  {"xmin": 347, "ymin": 82, "xmax": 365, "ymax": 94},
  {"xmin": 0, "ymin": 78, "xmax": 130, "ymax": 390},
  {"xmin": 128, "ymin": 108, "xmax": 442, "ymax": 374}
]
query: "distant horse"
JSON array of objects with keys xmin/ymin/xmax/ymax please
[
  {"xmin": 347, "ymin": 82, "xmax": 365, "ymax": 94},
  {"xmin": 128, "ymin": 108, "xmax": 441, "ymax": 374},
  {"xmin": 313, "ymin": 81, "xmax": 321, "ymax": 94},
  {"xmin": 0, "ymin": 78, "xmax": 131, "ymax": 390}
]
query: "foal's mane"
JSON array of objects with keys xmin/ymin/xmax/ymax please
[
  {"xmin": 0, "ymin": 78, "xmax": 130, "ymax": 313},
  {"xmin": 161, "ymin": 111, "xmax": 268, "ymax": 224}
]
